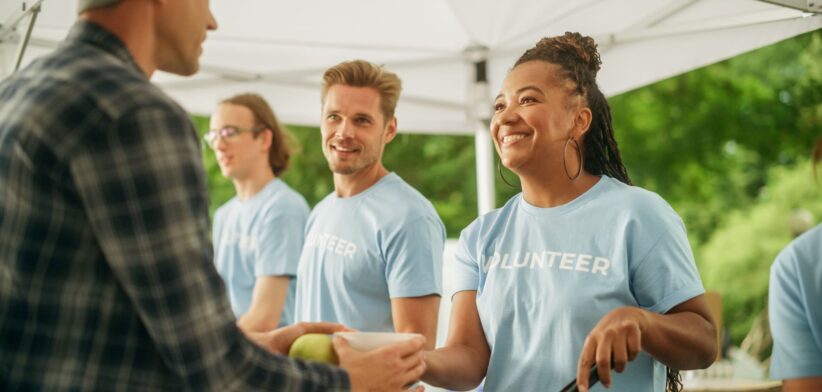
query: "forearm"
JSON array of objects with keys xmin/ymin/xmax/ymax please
[
  {"xmin": 423, "ymin": 346, "xmax": 488, "ymax": 390},
  {"xmin": 238, "ymin": 315, "xmax": 274, "ymax": 333},
  {"xmin": 394, "ymin": 320, "xmax": 437, "ymax": 350},
  {"xmin": 421, "ymin": 291, "xmax": 489, "ymax": 390},
  {"xmin": 392, "ymin": 295, "xmax": 440, "ymax": 350},
  {"xmin": 238, "ymin": 314, "xmax": 280, "ymax": 333},
  {"xmin": 640, "ymin": 308, "xmax": 717, "ymax": 369},
  {"xmin": 237, "ymin": 276, "xmax": 289, "ymax": 332},
  {"xmin": 237, "ymin": 300, "xmax": 284, "ymax": 333},
  {"xmin": 783, "ymin": 377, "xmax": 822, "ymax": 392}
]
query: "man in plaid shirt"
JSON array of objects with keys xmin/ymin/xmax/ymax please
[{"xmin": 0, "ymin": 1, "xmax": 426, "ymax": 390}]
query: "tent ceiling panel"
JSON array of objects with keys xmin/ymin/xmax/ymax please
[
  {"xmin": 211, "ymin": 0, "xmax": 472, "ymax": 52},
  {"xmin": 596, "ymin": 14, "xmax": 821, "ymax": 96},
  {"xmin": 1, "ymin": 0, "xmax": 820, "ymax": 135}
]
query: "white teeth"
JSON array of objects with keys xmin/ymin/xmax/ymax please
[
  {"xmin": 334, "ymin": 146, "xmax": 355, "ymax": 152},
  {"xmin": 502, "ymin": 134, "xmax": 527, "ymax": 144}
]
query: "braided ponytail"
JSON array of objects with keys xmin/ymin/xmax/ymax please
[
  {"xmin": 514, "ymin": 32, "xmax": 691, "ymax": 391},
  {"xmin": 514, "ymin": 32, "xmax": 631, "ymax": 185}
]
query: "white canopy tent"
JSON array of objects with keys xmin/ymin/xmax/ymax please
[
  {"xmin": 2, "ymin": 0, "xmax": 820, "ymax": 214},
  {"xmin": 1, "ymin": 0, "xmax": 820, "ymax": 358}
]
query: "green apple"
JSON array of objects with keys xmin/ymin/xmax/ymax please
[{"xmin": 288, "ymin": 333, "xmax": 338, "ymax": 364}]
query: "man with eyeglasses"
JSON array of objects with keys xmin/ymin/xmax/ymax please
[
  {"xmin": 0, "ymin": 1, "xmax": 427, "ymax": 391},
  {"xmin": 205, "ymin": 93, "xmax": 308, "ymax": 334}
]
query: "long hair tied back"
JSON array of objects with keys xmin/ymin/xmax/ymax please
[
  {"xmin": 514, "ymin": 32, "xmax": 632, "ymax": 185},
  {"xmin": 515, "ymin": 33, "xmax": 687, "ymax": 391}
]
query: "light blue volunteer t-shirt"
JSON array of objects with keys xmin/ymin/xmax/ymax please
[
  {"xmin": 769, "ymin": 224, "xmax": 822, "ymax": 379},
  {"xmin": 295, "ymin": 172, "xmax": 445, "ymax": 332},
  {"xmin": 213, "ymin": 178, "xmax": 309, "ymax": 327},
  {"xmin": 453, "ymin": 176, "xmax": 704, "ymax": 392}
]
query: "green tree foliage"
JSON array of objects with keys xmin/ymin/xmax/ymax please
[
  {"xmin": 608, "ymin": 30, "xmax": 821, "ymax": 344},
  {"xmin": 610, "ymin": 30, "xmax": 822, "ymax": 247},
  {"xmin": 382, "ymin": 133, "xmax": 479, "ymax": 236},
  {"xmin": 700, "ymin": 160, "xmax": 821, "ymax": 344}
]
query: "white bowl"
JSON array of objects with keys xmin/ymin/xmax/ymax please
[{"xmin": 334, "ymin": 332, "xmax": 421, "ymax": 352}]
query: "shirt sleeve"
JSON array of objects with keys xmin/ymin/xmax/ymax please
[
  {"xmin": 629, "ymin": 217, "xmax": 705, "ymax": 314},
  {"xmin": 384, "ymin": 216, "xmax": 445, "ymax": 298},
  {"xmin": 451, "ymin": 224, "xmax": 481, "ymax": 297},
  {"xmin": 255, "ymin": 209, "xmax": 307, "ymax": 277},
  {"xmin": 769, "ymin": 247, "xmax": 822, "ymax": 379},
  {"xmin": 68, "ymin": 104, "xmax": 349, "ymax": 391},
  {"xmin": 212, "ymin": 207, "xmax": 224, "ymax": 248}
]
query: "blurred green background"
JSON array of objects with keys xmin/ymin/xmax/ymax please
[{"xmin": 193, "ymin": 30, "xmax": 822, "ymax": 347}]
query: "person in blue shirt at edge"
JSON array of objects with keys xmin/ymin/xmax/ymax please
[
  {"xmin": 421, "ymin": 33, "xmax": 717, "ymax": 392},
  {"xmin": 207, "ymin": 93, "xmax": 308, "ymax": 332},
  {"xmin": 295, "ymin": 60, "xmax": 446, "ymax": 349},
  {"xmin": 768, "ymin": 137, "xmax": 822, "ymax": 392},
  {"xmin": 0, "ymin": 0, "xmax": 427, "ymax": 390}
]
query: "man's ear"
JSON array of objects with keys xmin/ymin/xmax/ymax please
[
  {"xmin": 259, "ymin": 128, "xmax": 273, "ymax": 151},
  {"xmin": 384, "ymin": 117, "xmax": 398, "ymax": 144}
]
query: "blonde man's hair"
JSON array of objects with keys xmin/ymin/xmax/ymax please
[
  {"xmin": 321, "ymin": 60, "xmax": 402, "ymax": 122},
  {"xmin": 220, "ymin": 93, "xmax": 292, "ymax": 176}
]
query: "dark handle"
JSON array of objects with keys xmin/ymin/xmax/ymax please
[{"xmin": 559, "ymin": 363, "xmax": 599, "ymax": 392}]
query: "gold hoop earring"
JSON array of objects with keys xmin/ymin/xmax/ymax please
[
  {"xmin": 563, "ymin": 137, "xmax": 583, "ymax": 180},
  {"xmin": 497, "ymin": 159, "xmax": 519, "ymax": 189}
]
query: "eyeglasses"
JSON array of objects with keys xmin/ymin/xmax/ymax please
[{"xmin": 203, "ymin": 125, "xmax": 264, "ymax": 148}]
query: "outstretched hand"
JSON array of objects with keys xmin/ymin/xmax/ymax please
[
  {"xmin": 336, "ymin": 334, "xmax": 427, "ymax": 392},
  {"xmin": 576, "ymin": 307, "xmax": 647, "ymax": 391},
  {"xmin": 244, "ymin": 321, "xmax": 351, "ymax": 355}
]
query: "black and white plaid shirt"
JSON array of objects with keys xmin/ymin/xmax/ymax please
[{"xmin": 0, "ymin": 21, "xmax": 349, "ymax": 391}]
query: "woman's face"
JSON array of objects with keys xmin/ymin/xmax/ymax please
[{"xmin": 491, "ymin": 61, "xmax": 589, "ymax": 176}]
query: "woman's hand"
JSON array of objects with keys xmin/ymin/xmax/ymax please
[
  {"xmin": 576, "ymin": 307, "xmax": 647, "ymax": 391},
  {"xmin": 576, "ymin": 296, "xmax": 717, "ymax": 391}
]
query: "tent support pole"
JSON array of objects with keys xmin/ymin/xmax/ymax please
[
  {"xmin": 469, "ymin": 51, "xmax": 495, "ymax": 215},
  {"xmin": 0, "ymin": 1, "xmax": 43, "ymax": 74},
  {"xmin": 13, "ymin": 3, "xmax": 40, "ymax": 72},
  {"xmin": 475, "ymin": 119, "xmax": 495, "ymax": 215}
]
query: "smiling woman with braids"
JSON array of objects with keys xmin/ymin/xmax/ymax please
[{"xmin": 421, "ymin": 33, "xmax": 717, "ymax": 392}]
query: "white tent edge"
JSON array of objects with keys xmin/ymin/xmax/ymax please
[{"xmin": 1, "ymin": 1, "xmax": 821, "ymax": 215}]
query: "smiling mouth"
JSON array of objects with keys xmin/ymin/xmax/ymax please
[
  {"xmin": 501, "ymin": 134, "xmax": 531, "ymax": 145},
  {"xmin": 331, "ymin": 145, "xmax": 360, "ymax": 154}
]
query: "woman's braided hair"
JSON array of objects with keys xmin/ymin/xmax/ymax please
[
  {"xmin": 514, "ymin": 32, "xmax": 631, "ymax": 185},
  {"xmin": 516, "ymin": 33, "xmax": 688, "ymax": 391}
]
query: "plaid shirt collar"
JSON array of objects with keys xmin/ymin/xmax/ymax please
[{"xmin": 65, "ymin": 20, "xmax": 145, "ymax": 78}]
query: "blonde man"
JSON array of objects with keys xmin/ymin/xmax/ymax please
[{"xmin": 295, "ymin": 60, "xmax": 445, "ymax": 349}]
